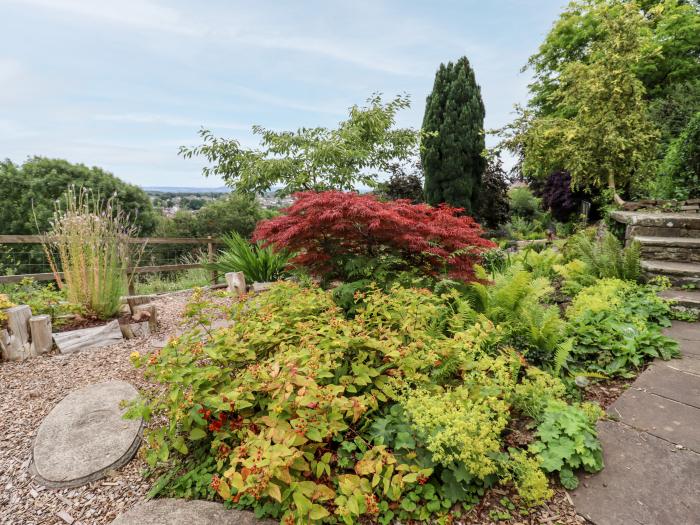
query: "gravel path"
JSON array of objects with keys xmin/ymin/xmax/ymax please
[{"xmin": 0, "ymin": 291, "xmax": 198, "ymax": 525}]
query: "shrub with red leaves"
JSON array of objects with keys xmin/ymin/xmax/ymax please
[{"xmin": 253, "ymin": 191, "xmax": 495, "ymax": 282}]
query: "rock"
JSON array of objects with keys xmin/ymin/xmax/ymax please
[
  {"xmin": 111, "ymin": 499, "xmax": 276, "ymax": 525},
  {"xmin": 53, "ymin": 320, "xmax": 123, "ymax": 354},
  {"xmin": 32, "ymin": 381, "xmax": 142, "ymax": 489}
]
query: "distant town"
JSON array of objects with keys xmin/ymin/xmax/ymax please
[{"xmin": 143, "ymin": 187, "xmax": 294, "ymax": 217}]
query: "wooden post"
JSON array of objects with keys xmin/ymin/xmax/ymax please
[
  {"xmin": 0, "ymin": 305, "xmax": 33, "ymax": 361},
  {"xmin": 125, "ymin": 251, "xmax": 135, "ymax": 296},
  {"xmin": 133, "ymin": 303, "xmax": 157, "ymax": 332},
  {"xmin": 225, "ymin": 272, "xmax": 246, "ymax": 296},
  {"xmin": 29, "ymin": 315, "xmax": 53, "ymax": 355},
  {"xmin": 207, "ymin": 236, "xmax": 217, "ymax": 285},
  {"xmin": 126, "ymin": 295, "xmax": 155, "ymax": 314}
]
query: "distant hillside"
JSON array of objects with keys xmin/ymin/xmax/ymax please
[{"xmin": 143, "ymin": 186, "xmax": 230, "ymax": 194}]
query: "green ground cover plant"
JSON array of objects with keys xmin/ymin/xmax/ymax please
[
  {"xmin": 565, "ymin": 279, "xmax": 679, "ymax": 376},
  {"xmin": 0, "ymin": 278, "xmax": 84, "ymax": 326}
]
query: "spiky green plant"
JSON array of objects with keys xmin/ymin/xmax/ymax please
[
  {"xmin": 205, "ymin": 232, "xmax": 291, "ymax": 283},
  {"xmin": 43, "ymin": 187, "xmax": 139, "ymax": 319}
]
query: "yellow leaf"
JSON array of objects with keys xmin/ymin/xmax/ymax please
[
  {"xmin": 217, "ymin": 480, "xmax": 231, "ymax": 500},
  {"xmin": 266, "ymin": 483, "xmax": 282, "ymax": 502}
]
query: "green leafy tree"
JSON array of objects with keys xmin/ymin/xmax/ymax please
[
  {"xmin": 179, "ymin": 95, "xmax": 418, "ymax": 196},
  {"xmin": 421, "ymin": 57, "xmax": 486, "ymax": 214},
  {"xmin": 526, "ymin": 0, "xmax": 700, "ymax": 112},
  {"xmin": 656, "ymin": 111, "xmax": 700, "ymax": 198},
  {"xmin": 156, "ymin": 193, "xmax": 273, "ymax": 239},
  {"xmin": 501, "ymin": 3, "xmax": 659, "ymax": 203},
  {"xmin": 375, "ymin": 159, "xmax": 425, "ymax": 203},
  {"xmin": 0, "ymin": 157, "xmax": 156, "ymax": 235},
  {"xmin": 475, "ymin": 155, "xmax": 510, "ymax": 228}
]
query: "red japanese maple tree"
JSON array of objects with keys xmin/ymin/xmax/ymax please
[{"xmin": 253, "ymin": 191, "xmax": 495, "ymax": 282}]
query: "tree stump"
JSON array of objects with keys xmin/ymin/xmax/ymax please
[
  {"xmin": 121, "ymin": 321, "xmax": 150, "ymax": 339},
  {"xmin": 126, "ymin": 295, "xmax": 155, "ymax": 315},
  {"xmin": 1, "ymin": 305, "xmax": 33, "ymax": 361},
  {"xmin": 225, "ymin": 272, "xmax": 246, "ymax": 296},
  {"xmin": 132, "ymin": 304, "xmax": 157, "ymax": 332},
  {"xmin": 29, "ymin": 315, "xmax": 53, "ymax": 355}
]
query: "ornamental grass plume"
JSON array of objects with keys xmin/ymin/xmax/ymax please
[{"xmin": 42, "ymin": 186, "xmax": 141, "ymax": 319}]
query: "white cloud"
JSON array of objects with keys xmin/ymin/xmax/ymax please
[
  {"xmin": 8, "ymin": 0, "xmax": 202, "ymax": 36},
  {"xmin": 93, "ymin": 113, "xmax": 249, "ymax": 131}
]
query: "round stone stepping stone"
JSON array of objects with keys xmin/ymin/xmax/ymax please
[
  {"xmin": 32, "ymin": 380, "xmax": 142, "ymax": 488},
  {"xmin": 111, "ymin": 499, "xmax": 276, "ymax": 525}
]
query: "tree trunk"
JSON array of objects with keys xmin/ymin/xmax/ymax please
[
  {"xmin": 53, "ymin": 320, "xmax": 123, "ymax": 354},
  {"xmin": 608, "ymin": 172, "xmax": 625, "ymax": 206},
  {"xmin": 0, "ymin": 305, "xmax": 33, "ymax": 361}
]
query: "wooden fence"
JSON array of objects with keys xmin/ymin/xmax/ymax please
[{"xmin": 0, "ymin": 235, "xmax": 222, "ymax": 291}]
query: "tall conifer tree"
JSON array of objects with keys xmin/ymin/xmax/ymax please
[{"xmin": 421, "ymin": 57, "xmax": 486, "ymax": 214}]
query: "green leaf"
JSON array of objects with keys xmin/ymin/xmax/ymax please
[
  {"xmin": 189, "ymin": 428, "xmax": 207, "ymax": 440},
  {"xmin": 559, "ymin": 468, "xmax": 579, "ymax": 490}
]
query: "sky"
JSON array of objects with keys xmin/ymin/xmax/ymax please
[{"xmin": 0, "ymin": 0, "xmax": 568, "ymax": 188}]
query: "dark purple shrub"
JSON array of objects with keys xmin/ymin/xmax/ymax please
[{"xmin": 540, "ymin": 170, "xmax": 596, "ymax": 222}]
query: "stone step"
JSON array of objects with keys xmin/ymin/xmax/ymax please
[
  {"xmin": 628, "ymin": 225, "xmax": 700, "ymax": 238},
  {"xmin": 611, "ymin": 211, "xmax": 700, "ymax": 230},
  {"xmin": 642, "ymin": 260, "xmax": 700, "ymax": 286},
  {"xmin": 659, "ymin": 289, "xmax": 700, "ymax": 309},
  {"xmin": 634, "ymin": 236, "xmax": 700, "ymax": 263}
]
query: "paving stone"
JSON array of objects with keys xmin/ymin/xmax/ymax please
[
  {"xmin": 32, "ymin": 381, "xmax": 142, "ymax": 488},
  {"xmin": 572, "ymin": 420, "xmax": 700, "ymax": 525},
  {"xmin": 673, "ymin": 337, "xmax": 700, "ymax": 357},
  {"xmin": 663, "ymin": 321, "xmax": 700, "ymax": 342},
  {"xmin": 608, "ymin": 389, "xmax": 700, "ymax": 452},
  {"xmin": 661, "ymin": 355, "xmax": 700, "ymax": 376},
  {"xmin": 111, "ymin": 499, "xmax": 276, "ymax": 525},
  {"xmin": 633, "ymin": 363, "xmax": 700, "ymax": 409}
]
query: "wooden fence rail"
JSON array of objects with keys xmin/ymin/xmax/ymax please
[{"xmin": 0, "ymin": 235, "xmax": 222, "ymax": 286}]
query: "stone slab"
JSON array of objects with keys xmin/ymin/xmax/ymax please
[
  {"xmin": 661, "ymin": 355, "xmax": 700, "ymax": 375},
  {"xmin": 663, "ymin": 321, "xmax": 700, "ymax": 342},
  {"xmin": 111, "ymin": 499, "xmax": 276, "ymax": 525},
  {"xmin": 659, "ymin": 290, "xmax": 700, "ymax": 309},
  {"xmin": 611, "ymin": 210, "xmax": 700, "ymax": 229},
  {"xmin": 608, "ymin": 389, "xmax": 700, "ymax": 452},
  {"xmin": 53, "ymin": 319, "xmax": 123, "ymax": 354},
  {"xmin": 572, "ymin": 420, "xmax": 700, "ymax": 525},
  {"xmin": 633, "ymin": 363, "xmax": 700, "ymax": 409},
  {"xmin": 32, "ymin": 381, "xmax": 142, "ymax": 488}
]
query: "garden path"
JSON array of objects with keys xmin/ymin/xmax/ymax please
[{"xmin": 572, "ymin": 321, "xmax": 700, "ymax": 525}]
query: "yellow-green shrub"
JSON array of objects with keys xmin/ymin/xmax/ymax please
[{"xmin": 131, "ymin": 282, "xmax": 601, "ymax": 523}]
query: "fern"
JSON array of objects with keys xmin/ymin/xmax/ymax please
[
  {"xmin": 565, "ymin": 229, "xmax": 641, "ymax": 282},
  {"xmin": 553, "ymin": 339, "xmax": 573, "ymax": 376}
]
